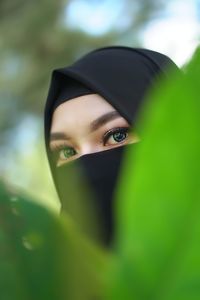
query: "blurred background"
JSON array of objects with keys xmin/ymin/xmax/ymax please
[{"xmin": 0, "ymin": 0, "xmax": 199, "ymax": 210}]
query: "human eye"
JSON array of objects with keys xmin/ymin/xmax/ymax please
[
  {"xmin": 103, "ymin": 127, "xmax": 131, "ymax": 146},
  {"xmin": 50, "ymin": 143, "xmax": 77, "ymax": 166}
]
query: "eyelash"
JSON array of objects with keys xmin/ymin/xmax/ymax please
[{"xmin": 51, "ymin": 142, "xmax": 71, "ymax": 152}]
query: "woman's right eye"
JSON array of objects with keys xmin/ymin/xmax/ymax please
[
  {"xmin": 59, "ymin": 147, "xmax": 77, "ymax": 160},
  {"xmin": 51, "ymin": 145, "xmax": 77, "ymax": 165}
]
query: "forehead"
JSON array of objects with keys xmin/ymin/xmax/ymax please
[{"xmin": 50, "ymin": 93, "xmax": 116, "ymax": 131}]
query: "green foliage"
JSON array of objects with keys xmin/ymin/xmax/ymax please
[
  {"xmin": 1, "ymin": 46, "xmax": 200, "ymax": 299},
  {"xmin": 105, "ymin": 49, "xmax": 200, "ymax": 299},
  {"xmin": 0, "ymin": 181, "xmax": 108, "ymax": 300}
]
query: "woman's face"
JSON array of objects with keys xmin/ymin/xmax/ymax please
[{"xmin": 50, "ymin": 94, "xmax": 140, "ymax": 167}]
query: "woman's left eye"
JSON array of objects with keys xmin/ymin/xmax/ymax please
[{"xmin": 103, "ymin": 127, "xmax": 129, "ymax": 146}]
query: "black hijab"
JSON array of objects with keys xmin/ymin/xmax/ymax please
[{"xmin": 44, "ymin": 46, "xmax": 179, "ymax": 246}]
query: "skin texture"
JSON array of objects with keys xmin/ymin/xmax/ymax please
[{"xmin": 50, "ymin": 94, "xmax": 140, "ymax": 167}]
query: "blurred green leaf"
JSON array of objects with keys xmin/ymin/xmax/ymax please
[
  {"xmin": 105, "ymin": 48, "xmax": 200, "ymax": 299},
  {"xmin": 0, "ymin": 181, "xmax": 108, "ymax": 300}
]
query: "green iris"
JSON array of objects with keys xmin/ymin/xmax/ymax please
[{"xmin": 62, "ymin": 147, "xmax": 76, "ymax": 159}]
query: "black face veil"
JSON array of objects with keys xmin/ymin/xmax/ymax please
[{"xmin": 44, "ymin": 46, "xmax": 179, "ymax": 246}]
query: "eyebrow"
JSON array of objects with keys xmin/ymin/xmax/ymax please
[
  {"xmin": 49, "ymin": 110, "xmax": 121, "ymax": 143},
  {"xmin": 50, "ymin": 132, "xmax": 71, "ymax": 142},
  {"xmin": 90, "ymin": 110, "xmax": 121, "ymax": 132}
]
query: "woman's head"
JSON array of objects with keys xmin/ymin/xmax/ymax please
[{"xmin": 44, "ymin": 46, "xmax": 180, "ymax": 246}]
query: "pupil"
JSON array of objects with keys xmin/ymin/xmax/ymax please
[
  {"xmin": 113, "ymin": 131, "xmax": 127, "ymax": 142},
  {"xmin": 63, "ymin": 148, "xmax": 74, "ymax": 158}
]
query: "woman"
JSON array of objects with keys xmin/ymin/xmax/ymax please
[{"xmin": 44, "ymin": 46, "xmax": 179, "ymax": 246}]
